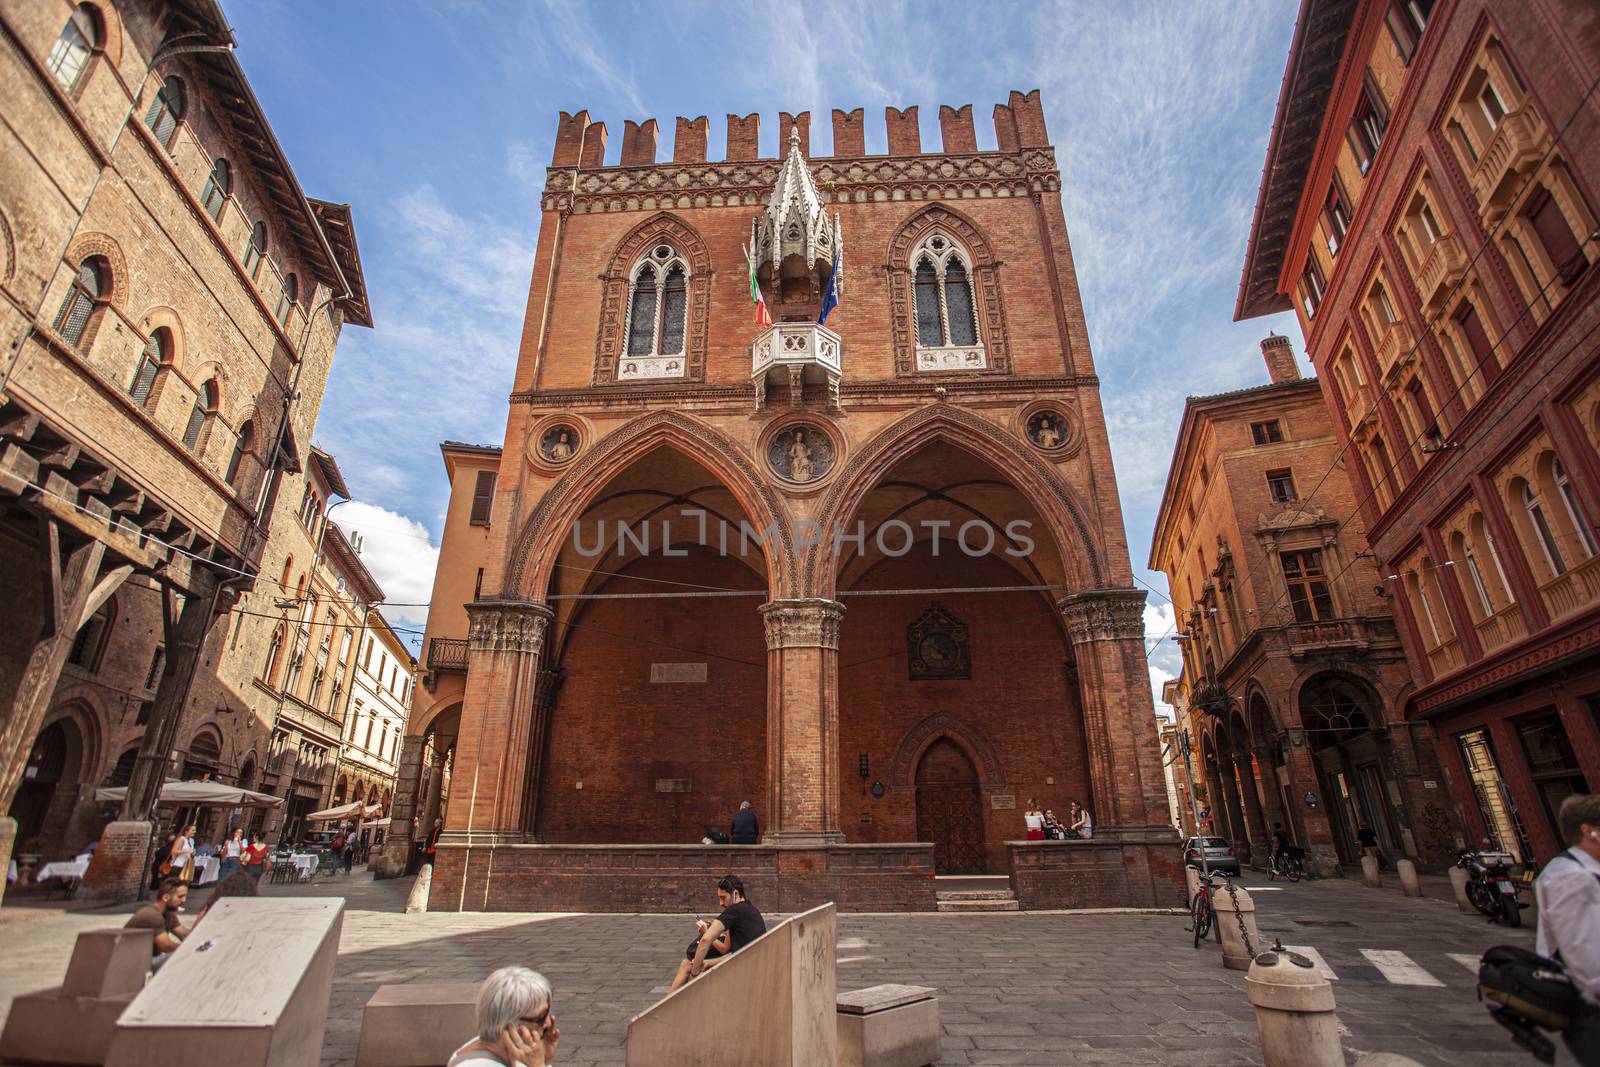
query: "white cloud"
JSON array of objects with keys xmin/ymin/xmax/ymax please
[{"xmin": 333, "ymin": 501, "xmax": 439, "ymax": 630}]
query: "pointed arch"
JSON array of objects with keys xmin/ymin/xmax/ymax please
[
  {"xmin": 886, "ymin": 204, "xmax": 1011, "ymax": 375},
  {"xmin": 805, "ymin": 405, "xmax": 1103, "ymax": 597},
  {"xmin": 508, "ymin": 410, "xmax": 796, "ymax": 599},
  {"xmin": 890, "ymin": 711, "xmax": 1003, "ymax": 788},
  {"xmin": 593, "ymin": 211, "xmax": 713, "ymax": 384}
]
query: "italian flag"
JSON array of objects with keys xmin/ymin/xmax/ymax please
[{"xmin": 744, "ymin": 243, "xmax": 772, "ymax": 328}]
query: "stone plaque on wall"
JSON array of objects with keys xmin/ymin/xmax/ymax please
[
  {"xmin": 650, "ymin": 663, "xmax": 707, "ymax": 683},
  {"xmin": 990, "ymin": 794, "xmax": 1016, "ymax": 810},
  {"xmin": 656, "ymin": 779, "xmax": 692, "ymax": 793}
]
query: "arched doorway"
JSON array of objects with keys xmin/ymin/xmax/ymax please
[
  {"xmin": 1300, "ymin": 673, "xmax": 1409, "ymax": 865},
  {"xmin": 914, "ymin": 738, "xmax": 985, "ymax": 873},
  {"xmin": 11, "ymin": 721, "xmax": 73, "ymax": 849}
]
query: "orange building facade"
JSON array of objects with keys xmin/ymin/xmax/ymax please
[
  {"xmin": 393, "ymin": 95, "xmax": 1184, "ymax": 912},
  {"xmin": 1238, "ymin": 0, "xmax": 1600, "ymax": 864}
]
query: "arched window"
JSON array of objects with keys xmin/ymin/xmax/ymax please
[
  {"xmin": 68, "ymin": 596, "xmax": 114, "ymax": 671},
  {"xmin": 54, "ymin": 258, "xmax": 105, "ymax": 349},
  {"xmin": 183, "ymin": 378, "xmax": 218, "ymax": 452},
  {"xmin": 1552, "ymin": 457, "xmax": 1598, "ymax": 559},
  {"xmin": 1521, "ymin": 480, "xmax": 1566, "ymax": 577},
  {"xmin": 909, "ymin": 233, "xmax": 982, "ymax": 352},
  {"xmin": 262, "ymin": 624, "xmax": 284, "ymax": 683},
  {"xmin": 201, "ymin": 159, "xmax": 231, "ymax": 222},
  {"xmin": 106, "ymin": 747, "xmax": 139, "ymax": 788},
  {"xmin": 275, "ymin": 273, "xmax": 298, "ymax": 325},
  {"xmin": 45, "ymin": 4, "xmax": 100, "ymax": 92},
  {"xmin": 129, "ymin": 326, "xmax": 171, "ymax": 408},
  {"xmin": 1453, "ymin": 530, "xmax": 1492, "ymax": 619},
  {"xmin": 623, "ymin": 245, "xmax": 689, "ymax": 361},
  {"xmin": 144, "ymin": 75, "xmax": 185, "ymax": 150},
  {"xmin": 226, "ymin": 418, "xmax": 254, "ymax": 487},
  {"xmin": 242, "ymin": 222, "xmax": 267, "ymax": 278}
]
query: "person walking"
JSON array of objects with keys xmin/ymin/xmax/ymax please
[
  {"xmin": 1024, "ymin": 799, "xmax": 1045, "ymax": 841},
  {"xmin": 730, "ymin": 800, "xmax": 760, "ymax": 845},
  {"xmin": 168, "ymin": 825, "xmax": 197, "ymax": 883},
  {"xmin": 219, "ymin": 827, "xmax": 245, "ymax": 881},
  {"xmin": 243, "ymin": 832, "xmax": 270, "ymax": 882},
  {"xmin": 1536, "ymin": 794, "xmax": 1600, "ymax": 1065},
  {"xmin": 342, "ymin": 829, "xmax": 355, "ymax": 875}
]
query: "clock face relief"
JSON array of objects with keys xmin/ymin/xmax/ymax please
[{"xmin": 907, "ymin": 601, "xmax": 970, "ymax": 680}]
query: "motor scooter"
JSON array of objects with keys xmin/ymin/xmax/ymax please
[{"xmin": 1456, "ymin": 849, "xmax": 1524, "ymax": 927}]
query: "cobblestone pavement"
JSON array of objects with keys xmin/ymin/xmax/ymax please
[{"xmin": 0, "ymin": 865, "xmax": 1569, "ymax": 1066}]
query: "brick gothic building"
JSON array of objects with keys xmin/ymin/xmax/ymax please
[
  {"xmin": 1237, "ymin": 0, "xmax": 1600, "ymax": 864},
  {"xmin": 384, "ymin": 95, "xmax": 1184, "ymax": 912},
  {"xmin": 1151, "ymin": 336, "xmax": 1441, "ymax": 876},
  {"xmin": 0, "ymin": 0, "xmax": 371, "ymax": 898}
]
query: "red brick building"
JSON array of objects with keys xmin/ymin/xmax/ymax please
[
  {"xmin": 390, "ymin": 96, "xmax": 1184, "ymax": 912},
  {"xmin": 1238, "ymin": 0, "xmax": 1600, "ymax": 864}
]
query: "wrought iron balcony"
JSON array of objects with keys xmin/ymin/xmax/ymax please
[
  {"xmin": 1285, "ymin": 617, "xmax": 1373, "ymax": 660},
  {"xmin": 1416, "ymin": 233, "xmax": 1468, "ymax": 312},
  {"xmin": 427, "ymin": 637, "xmax": 469, "ymax": 674},
  {"xmin": 751, "ymin": 322, "xmax": 842, "ymax": 411},
  {"xmin": 1470, "ymin": 106, "xmax": 1547, "ymax": 222}
]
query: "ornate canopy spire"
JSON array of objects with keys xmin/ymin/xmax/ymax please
[{"xmin": 755, "ymin": 126, "xmax": 837, "ymax": 283}]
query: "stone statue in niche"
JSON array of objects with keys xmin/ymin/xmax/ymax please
[
  {"xmin": 767, "ymin": 425, "xmax": 835, "ymax": 483},
  {"xmin": 907, "ymin": 601, "xmax": 971, "ymax": 681},
  {"xmin": 1027, "ymin": 410, "xmax": 1069, "ymax": 450},
  {"xmin": 540, "ymin": 425, "xmax": 578, "ymax": 463}
]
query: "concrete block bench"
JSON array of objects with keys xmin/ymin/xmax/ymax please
[
  {"xmin": 0, "ymin": 927, "xmax": 153, "ymax": 1065},
  {"xmin": 837, "ymin": 984, "xmax": 939, "ymax": 1067},
  {"xmin": 356, "ymin": 983, "xmax": 480, "ymax": 1067}
]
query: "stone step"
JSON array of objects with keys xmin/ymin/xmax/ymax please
[
  {"xmin": 936, "ymin": 890, "xmax": 1017, "ymax": 901},
  {"xmin": 936, "ymin": 897, "xmax": 1020, "ymax": 912}
]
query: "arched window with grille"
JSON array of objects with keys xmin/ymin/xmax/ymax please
[
  {"xmin": 621, "ymin": 244, "xmax": 689, "ymax": 375},
  {"xmin": 129, "ymin": 326, "xmax": 172, "ymax": 408},
  {"xmin": 184, "ymin": 378, "xmax": 218, "ymax": 452},
  {"xmin": 201, "ymin": 159, "xmax": 230, "ymax": 222},
  {"xmin": 242, "ymin": 222, "xmax": 268, "ymax": 278},
  {"xmin": 226, "ymin": 418, "xmax": 254, "ymax": 487},
  {"xmin": 275, "ymin": 273, "xmax": 298, "ymax": 325},
  {"xmin": 53, "ymin": 258, "xmax": 106, "ymax": 349},
  {"xmin": 144, "ymin": 75, "xmax": 185, "ymax": 150},
  {"xmin": 45, "ymin": 4, "xmax": 100, "ymax": 92},
  {"xmin": 908, "ymin": 232, "xmax": 984, "ymax": 368}
]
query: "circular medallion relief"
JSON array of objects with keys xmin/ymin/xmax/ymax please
[
  {"xmin": 767, "ymin": 424, "xmax": 835, "ymax": 485},
  {"xmin": 1025, "ymin": 409, "xmax": 1071, "ymax": 453},
  {"xmin": 538, "ymin": 424, "xmax": 580, "ymax": 464}
]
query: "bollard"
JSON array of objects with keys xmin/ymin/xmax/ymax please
[
  {"xmin": 1211, "ymin": 882, "xmax": 1261, "ymax": 971},
  {"xmin": 405, "ymin": 863, "xmax": 432, "ymax": 914},
  {"xmin": 1247, "ymin": 946, "xmax": 1344, "ymax": 1067},
  {"xmin": 1361, "ymin": 854, "xmax": 1381, "ymax": 888},
  {"xmin": 1448, "ymin": 867, "xmax": 1473, "ymax": 912},
  {"xmin": 1185, "ymin": 864, "xmax": 1202, "ymax": 903},
  {"xmin": 1396, "ymin": 859, "xmax": 1422, "ymax": 898}
]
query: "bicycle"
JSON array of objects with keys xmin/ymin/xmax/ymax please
[
  {"xmin": 1189, "ymin": 868, "xmax": 1223, "ymax": 948},
  {"xmin": 1267, "ymin": 845, "xmax": 1305, "ymax": 882}
]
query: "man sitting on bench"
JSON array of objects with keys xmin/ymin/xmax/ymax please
[{"xmin": 669, "ymin": 875, "xmax": 766, "ymax": 992}]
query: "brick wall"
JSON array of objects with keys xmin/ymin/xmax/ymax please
[{"xmin": 1006, "ymin": 833, "xmax": 1186, "ymax": 910}]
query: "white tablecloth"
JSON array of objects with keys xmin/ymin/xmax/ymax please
[
  {"xmin": 35, "ymin": 859, "xmax": 90, "ymax": 882},
  {"xmin": 194, "ymin": 855, "xmax": 220, "ymax": 884},
  {"xmin": 290, "ymin": 854, "xmax": 318, "ymax": 877}
]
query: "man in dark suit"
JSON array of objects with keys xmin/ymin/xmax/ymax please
[{"xmin": 730, "ymin": 800, "xmax": 760, "ymax": 844}]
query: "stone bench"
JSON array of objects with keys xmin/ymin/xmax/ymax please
[
  {"xmin": 355, "ymin": 983, "xmax": 480, "ymax": 1067},
  {"xmin": 837, "ymin": 984, "xmax": 940, "ymax": 1067},
  {"xmin": 0, "ymin": 926, "xmax": 153, "ymax": 1065}
]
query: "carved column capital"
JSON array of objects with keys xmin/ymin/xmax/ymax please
[
  {"xmin": 759, "ymin": 598, "xmax": 845, "ymax": 650},
  {"xmin": 1056, "ymin": 588, "xmax": 1147, "ymax": 645},
  {"xmin": 465, "ymin": 599, "xmax": 554, "ymax": 655}
]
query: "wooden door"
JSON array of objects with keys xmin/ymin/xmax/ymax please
[{"xmin": 914, "ymin": 738, "xmax": 985, "ymax": 873}]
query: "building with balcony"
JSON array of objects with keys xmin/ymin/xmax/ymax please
[
  {"xmin": 0, "ymin": 0, "xmax": 371, "ymax": 894},
  {"xmin": 1150, "ymin": 336, "xmax": 1437, "ymax": 874},
  {"xmin": 330, "ymin": 608, "xmax": 414, "ymax": 825},
  {"xmin": 381, "ymin": 96, "xmax": 1182, "ymax": 914},
  {"xmin": 1237, "ymin": 0, "xmax": 1600, "ymax": 864}
]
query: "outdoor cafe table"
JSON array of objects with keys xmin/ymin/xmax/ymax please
[{"xmin": 35, "ymin": 858, "xmax": 90, "ymax": 883}]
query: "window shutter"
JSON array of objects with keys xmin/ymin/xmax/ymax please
[
  {"xmin": 914, "ymin": 259, "xmax": 943, "ymax": 346},
  {"xmin": 1454, "ymin": 302, "xmax": 1497, "ymax": 380},
  {"xmin": 469, "ymin": 470, "xmax": 496, "ymax": 526},
  {"xmin": 944, "ymin": 261, "xmax": 978, "ymax": 346},
  {"xmin": 182, "ymin": 405, "xmax": 206, "ymax": 450},
  {"xmin": 1528, "ymin": 190, "xmax": 1586, "ymax": 285}
]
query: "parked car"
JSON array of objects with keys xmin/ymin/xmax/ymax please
[
  {"xmin": 298, "ymin": 830, "xmax": 338, "ymax": 850},
  {"xmin": 1183, "ymin": 836, "xmax": 1241, "ymax": 877}
]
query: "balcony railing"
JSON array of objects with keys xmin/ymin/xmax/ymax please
[
  {"xmin": 1425, "ymin": 635, "xmax": 1464, "ymax": 677},
  {"xmin": 427, "ymin": 638, "xmax": 469, "ymax": 673},
  {"xmin": 1539, "ymin": 553, "xmax": 1600, "ymax": 620},
  {"xmin": 751, "ymin": 323, "xmax": 842, "ymax": 410},
  {"xmin": 1375, "ymin": 320, "xmax": 1414, "ymax": 381},
  {"xmin": 1470, "ymin": 106, "xmax": 1547, "ymax": 222},
  {"xmin": 1416, "ymin": 233, "xmax": 1468, "ymax": 312},
  {"xmin": 1473, "ymin": 602, "xmax": 1529, "ymax": 652}
]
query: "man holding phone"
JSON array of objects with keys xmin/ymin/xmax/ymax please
[{"xmin": 668, "ymin": 874, "xmax": 766, "ymax": 992}]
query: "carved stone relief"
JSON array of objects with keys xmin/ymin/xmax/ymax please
[
  {"xmin": 767, "ymin": 424, "xmax": 836, "ymax": 485},
  {"xmin": 907, "ymin": 601, "xmax": 971, "ymax": 680}
]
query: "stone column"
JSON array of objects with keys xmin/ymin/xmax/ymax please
[
  {"xmin": 1220, "ymin": 761, "xmax": 1247, "ymax": 847},
  {"xmin": 519, "ymin": 667, "xmax": 565, "ymax": 839},
  {"xmin": 1254, "ymin": 744, "xmax": 1289, "ymax": 837},
  {"xmin": 759, "ymin": 599, "xmax": 845, "ymax": 844},
  {"xmin": 1282, "ymin": 735, "xmax": 1340, "ymax": 875},
  {"xmin": 447, "ymin": 600, "xmax": 552, "ymax": 834},
  {"xmin": 1234, "ymin": 750, "xmax": 1269, "ymax": 851},
  {"xmin": 1057, "ymin": 590, "xmax": 1172, "ymax": 828},
  {"xmin": 371, "ymin": 733, "xmax": 427, "ymax": 879}
]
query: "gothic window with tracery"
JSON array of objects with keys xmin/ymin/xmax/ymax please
[
  {"xmin": 620, "ymin": 244, "xmax": 689, "ymax": 378},
  {"xmin": 910, "ymin": 232, "xmax": 984, "ymax": 370}
]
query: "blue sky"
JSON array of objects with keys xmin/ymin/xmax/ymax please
[{"xmin": 225, "ymin": 0, "xmax": 1305, "ymax": 704}]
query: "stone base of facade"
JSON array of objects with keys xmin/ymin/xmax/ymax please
[
  {"xmin": 78, "ymin": 821, "xmax": 154, "ymax": 904},
  {"xmin": 427, "ymin": 840, "xmax": 937, "ymax": 913},
  {"xmin": 1006, "ymin": 828, "xmax": 1187, "ymax": 910}
]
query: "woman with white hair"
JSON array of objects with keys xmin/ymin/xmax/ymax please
[{"xmin": 447, "ymin": 965, "xmax": 560, "ymax": 1066}]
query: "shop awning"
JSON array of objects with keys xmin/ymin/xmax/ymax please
[
  {"xmin": 304, "ymin": 800, "xmax": 366, "ymax": 822},
  {"xmin": 94, "ymin": 779, "xmax": 284, "ymax": 808}
]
